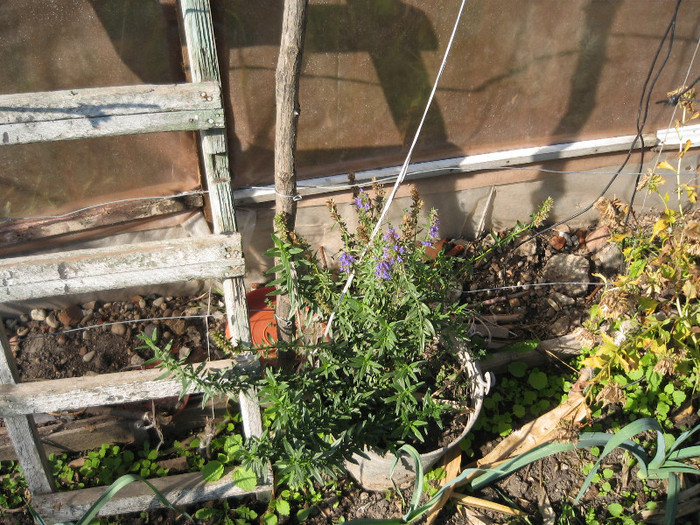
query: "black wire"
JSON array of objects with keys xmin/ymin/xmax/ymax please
[
  {"xmin": 655, "ymin": 73, "xmax": 700, "ymax": 105},
  {"xmin": 506, "ymin": 0, "xmax": 684, "ymax": 257},
  {"xmin": 627, "ymin": 0, "xmax": 682, "ymax": 222}
]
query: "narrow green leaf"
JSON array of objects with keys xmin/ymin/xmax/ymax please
[
  {"xmin": 649, "ymin": 430, "xmax": 667, "ymax": 471},
  {"xmin": 667, "ymin": 423, "xmax": 700, "ymax": 458},
  {"xmin": 668, "ymin": 445, "xmax": 700, "ymax": 461},
  {"xmin": 74, "ymin": 474, "xmax": 192, "ymax": 525},
  {"xmin": 575, "ymin": 418, "xmax": 662, "ymax": 504},
  {"xmin": 665, "ymin": 473, "xmax": 680, "ymax": 525},
  {"xmin": 390, "ymin": 445, "xmax": 423, "ymax": 517}
]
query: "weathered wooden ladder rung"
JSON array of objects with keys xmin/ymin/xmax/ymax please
[
  {"xmin": 0, "ymin": 81, "xmax": 225, "ymax": 145},
  {"xmin": 0, "ymin": 234, "xmax": 244, "ymax": 302},
  {"xmin": 0, "ymin": 0, "xmax": 271, "ymax": 522}
]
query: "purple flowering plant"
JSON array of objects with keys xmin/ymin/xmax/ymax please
[
  {"xmin": 150, "ymin": 186, "xmax": 552, "ymax": 489},
  {"xmin": 264, "ymin": 184, "xmax": 477, "ymax": 453}
]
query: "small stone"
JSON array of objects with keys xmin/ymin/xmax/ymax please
[
  {"xmin": 550, "ymin": 317, "xmax": 570, "ymax": 336},
  {"xmin": 83, "ymin": 350, "xmax": 95, "ymax": 363},
  {"xmin": 359, "ymin": 492, "xmax": 370, "ymax": 501},
  {"xmin": 593, "ymin": 243, "xmax": 623, "ymax": 272},
  {"xmin": 165, "ymin": 318, "xmax": 186, "ymax": 336},
  {"xmin": 152, "ymin": 297, "xmax": 165, "ymax": 308},
  {"xmin": 139, "ymin": 299, "xmax": 147, "ymax": 309},
  {"xmin": 58, "ymin": 305, "xmax": 83, "ymax": 327},
  {"xmin": 19, "ymin": 314, "xmax": 29, "ymax": 323},
  {"xmin": 82, "ymin": 301, "xmax": 97, "ymax": 311},
  {"xmin": 550, "ymin": 235, "xmax": 567, "ymax": 251},
  {"xmin": 57, "ymin": 335, "xmax": 67, "ymax": 345},
  {"xmin": 162, "ymin": 308, "xmax": 173, "ymax": 319},
  {"xmin": 81, "ymin": 312, "xmax": 94, "ymax": 324},
  {"xmin": 513, "ymin": 235, "xmax": 537, "ymax": 258},
  {"xmin": 585, "ymin": 225, "xmax": 611, "ymax": 253},
  {"xmin": 111, "ymin": 323, "xmax": 127, "ymax": 336},
  {"xmin": 508, "ymin": 298, "xmax": 521, "ymax": 308},
  {"xmin": 130, "ymin": 354, "xmax": 145, "ymax": 367},
  {"xmin": 179, "ymin": 346, "xmax": 191, "ymax": 360},
  {"xmin": 79, "ymin": 346, "xmax": 87, "ymax": 356},
  {"xmin": 143, "ymin": 324, "xmax": 159, "ymax": 342},
  {"xmin": 45, "ymin": 313, "xmax": 60, "ymax": 329},
  {"xmin": 540, "ymin": 254, "xmax": 591, "ymax": 296},
  {"xmin": 84, "ymin": 371, "xmax": 99, "ymax": 377},
  {"xmin": 160, "ymin": 302, "xmax": 169, "ymax": 311},
  {"xmin": 16, "ymin": 327, "xmax": 29, "ymax": 337},
  {"xmin": 551, "ymin": 292, "xmax": 575, "ymax": 306},
  {"xmin": 30, "ymin": 309, "xmax": 47, "ymax": 321}
]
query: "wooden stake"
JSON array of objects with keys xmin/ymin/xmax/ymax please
[{"xmin": 274, "ymin": 0, "xmax": 308, "ymax": 371}]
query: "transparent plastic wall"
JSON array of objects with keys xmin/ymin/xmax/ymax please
[
  {"xmin": 0, "ymin": 0, "xmax": 200, "ymax": 220},
  {"xmin": 1, "ymin": 0, "xmax": 699, "ymax": 228}
]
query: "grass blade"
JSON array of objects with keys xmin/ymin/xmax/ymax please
[
  {"xmin": 472, "ymin": 442, "xmax": 575, "ymax": 490},
  {"xmin": 575, "ymin": 418, "xmax": 661, "ymax": 504},
  {"xmin": 667, "ymin": 423, "xmax": 700, "ymax": 457}
]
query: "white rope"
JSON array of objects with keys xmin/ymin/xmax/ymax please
[{"xmin": 323, "ymin": 0, "xmax": 468, "ymax": 338}]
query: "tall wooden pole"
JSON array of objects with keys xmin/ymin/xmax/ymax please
[{"xmin": 274, "ymin": 0, "xmax": 308, "ymax": 371}]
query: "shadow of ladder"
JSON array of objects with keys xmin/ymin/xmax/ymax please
[{"xmin": 0, "ymin": 0, "xmax": 272, "ymax": 522}]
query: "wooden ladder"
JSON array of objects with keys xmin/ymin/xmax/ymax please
[{"xmin": 0, "ymin": 0, "xmax": 272, "ymax": 521}]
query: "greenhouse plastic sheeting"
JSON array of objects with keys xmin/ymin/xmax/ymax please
[
  {"xmin": 221, "ymin": 0, "xmax": 700, "ymax": 186},
  {"xmin": 0, "ymin": 0, "xmax": 199, "ymax": 221},
  {"xmin": 1, "ymin": 0, "xmax": 699, "ymax": 235}
]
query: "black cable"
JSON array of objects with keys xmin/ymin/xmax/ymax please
[
  {"xmin": 627, "ymin": 0, "xmax": 683, "ymax": 222},
  {"xmin": 506, "ymin": 0, "xmax": 684, "ymax": 257},
  {"xmin": 655, "ymin": 73, "xmax": 700, "ymax": 105}
]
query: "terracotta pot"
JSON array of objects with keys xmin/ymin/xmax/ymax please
[
  {"xmin": 226, "ymin": 286, "xmax": 278, "ymax": 364},
  {"xmin": 344, "ymin": 342, "xmax": 491, "ymax": 491}
]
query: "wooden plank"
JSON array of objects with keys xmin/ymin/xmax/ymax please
[
  {"xmin": 179, "ymin": 0, "xmax": 263, "ymax": 441},
  {"xmin": 0, "ymin": 398, "xmax": 230, "ymax": 461},
  {"xmin": 0, "ymin": 415, "xmax": 136, "ymax": 461},
  {"xmin": 0, "ymin": 358, "xmax": 259, "ymax": 416},
  {"xmin": 0, "ymin": 82, "xmax": 224, "ymax": 145},
  {"xmin": 0, "ymin": 320, "xmax": 56, "ymax": 494},
  {"xmin": 0, "ymin": 194, "xmax": 203, "ymax": 247},
  {"xmin": 179, "ymin": 0, "xmax": 251, "ymax": 340},
  {"xmin": 32, "ymin": 468, "xmax": 273, "ymax": 523},
  {"xmin": 0, "ymin": 234, "xmax": 243, "ymax": 302},
  {"xmin": 0, "ymin": 82, "xmax": 222, "ymax": 124}
]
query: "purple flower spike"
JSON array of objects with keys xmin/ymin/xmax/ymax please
[
  {"xmin": 428, "ymin": 212, "xmax": 440, "ymax": 240},
  {"xmin": 355, "ymin": 189, "xmax": 371, "ymax": 211},
  {"xmin": 383, "ymin": 228, "xmax": 399, "ymax": 242},
  {"xmin": 338, "ymin": 252, "xmax": 355, "ymax": 273},
  {"xmin": 375, "ymin": 259, "xmax": 393, "ymax": 280}
]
